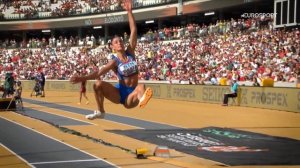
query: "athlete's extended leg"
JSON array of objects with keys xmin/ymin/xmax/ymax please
[{"xmin": 86, "ymin": 80, "xmax": 120, "ymax": 119}]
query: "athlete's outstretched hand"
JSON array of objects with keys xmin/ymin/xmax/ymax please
[
  {"xmin": 122, "ymin": 0, "xmax": 132, "ymax": 12},
  {"xmin": 70, "ymin": 74, "xmax": 83, "ymax": 84}
]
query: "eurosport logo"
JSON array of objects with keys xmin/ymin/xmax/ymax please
[{"xmin": 241, "ymin": 13, "xmax": 276, "ymax": 18}]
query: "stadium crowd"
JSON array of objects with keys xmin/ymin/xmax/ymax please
[
  {"xmin": 0, "ymin": 16, "xmax": 299, "ymax": 85},
  {"xmin": 0, "ymin": 0, "xmax": 174, "ymax": 20}
]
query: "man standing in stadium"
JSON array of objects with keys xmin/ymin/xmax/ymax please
[
  {"xmin": 70, "ymin": 0, "xmax": 153, "ymax": 119},
  {"xmin": 36, "ymin": 71, "xmax": 46, "ymax": 97}
]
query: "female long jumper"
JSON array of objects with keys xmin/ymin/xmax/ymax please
[{"xmin": 70, "ymin": 0, "xmax": 152, "ymax": 119}]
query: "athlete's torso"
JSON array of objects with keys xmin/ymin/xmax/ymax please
[
  {"xmin": 111, "ymin": 52, "xmax": 139, "ymax": 87},
  {"xmin": 112, "ymin": 52, "xmax": 138, "ymax": 77}
]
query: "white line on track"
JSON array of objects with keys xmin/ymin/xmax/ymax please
[
  {"xmin": 30, "ymin": 159, "xmax": 101, "ymax": 165},
  {"xmin": 0, "ymin": 116, "xmax": 119, "ymax": 168},
  {"xmin": 25, "ymin": 99, "xmax": 185, "ymax": 129},
  {"xmin": 23, "ymin": 102, "xmax": 96, "ymax": 125},
  {"xmin": 0, "ymin": 143, "xmax": 35, "ymax": 168}
]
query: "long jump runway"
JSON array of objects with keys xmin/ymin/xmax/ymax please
[
  {"xmin": 1, "ymin": 91, "xmax": 300, "ymax": 168},
  {"xmin": 0, "ymin": 117, "xmax": 116, "ymax": 168}
]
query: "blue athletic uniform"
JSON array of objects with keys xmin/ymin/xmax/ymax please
[{"xmin": 111, "ymin": 52, "xmax": 138, "ymax": 104}]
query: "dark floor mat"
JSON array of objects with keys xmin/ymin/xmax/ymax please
[{"xmin": 109, "ymin": 127, "xmax": 300, "ymax": 166}]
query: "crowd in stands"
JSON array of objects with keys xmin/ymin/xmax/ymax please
[
  {"xmin": 0, "ymin": 16, "xmax": 299, "ymax": 85},
  {"xmin": 0, "ymin": 0, "xmax": 174, "ymax": 20},
  {"xmin": 0, "ymin": 35, "xmax": 101, "ymax": 49}
]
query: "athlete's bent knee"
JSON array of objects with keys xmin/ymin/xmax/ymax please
[
  {"xmin": 123, "ymin": 102, "xmax": 138, "ymax": 109},
  {"xmin": 93, "ymin": 80, "xmax": 103, "ymax": 91}
]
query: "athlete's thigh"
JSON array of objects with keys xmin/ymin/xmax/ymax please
[
  {"xmin": 125, "ymin": 84, "xmax": 144, "ymax": 108},
  {"xmin": 100, "ymin": 81, "xmax": 120, "ymax": 104},
  {"xmin": 125, "ymin": 90, "xmax": 139, "ymax": 108}
]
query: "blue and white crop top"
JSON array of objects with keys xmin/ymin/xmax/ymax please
[{"xmin": 111, "ymin": 52, "xmax": 138, "ymax": 80}]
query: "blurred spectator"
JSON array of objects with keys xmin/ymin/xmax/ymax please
[{"xmin": 252, "ymin": 76, "xmax": 260, "ymax": 87}]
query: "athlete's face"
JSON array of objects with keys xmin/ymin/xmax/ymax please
[{"xmin": 111, "ymin": 37, "xmax": 125, "ymax": 52}]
